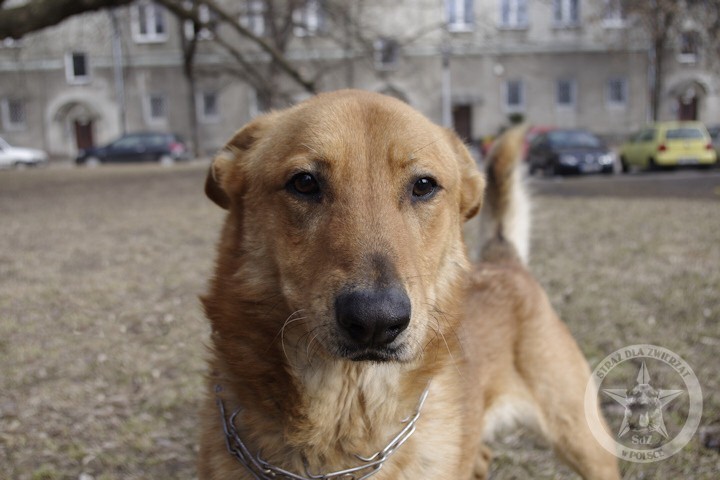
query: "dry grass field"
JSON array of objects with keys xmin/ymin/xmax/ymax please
[{"xmin": 1, "ymin": 163, "xmax": 718, "ymax": 479}]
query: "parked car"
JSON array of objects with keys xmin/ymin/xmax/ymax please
[
  {"xmin": 523, "ymin": 125, "xmax": 555, "ymax": 160},
  {"xmin": 480, "ymin": 125, "xmax": 555, "ymax": 161},
  {"xmin": 618, "ymin": 122, "xmax": 717, "ymax": 172},
  {"xmin": 0, "ymin": 137, "xmax": 48, "ymax": 168},
  {"xmin": 527, "ymin": 129, "xmax": 615, "ymax": 175},
  {"xmin": 75, "ymin": 132, "xmax": 189, "ymax": 166}
]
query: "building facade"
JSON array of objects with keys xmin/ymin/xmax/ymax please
[{"xmin": 0, "ymin": 0, "xmax": 717, "ymax": 159}]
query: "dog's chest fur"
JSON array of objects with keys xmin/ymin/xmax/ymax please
[{"xmin": 218, "ymin": 361, "xmax": 467, "ymax": 480}]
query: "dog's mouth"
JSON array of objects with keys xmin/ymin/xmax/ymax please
[{"xmin": 337, "ymin": 343, "xmax": 407, "ymax": 363}]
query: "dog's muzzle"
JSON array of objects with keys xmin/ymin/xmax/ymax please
[{"xmin": 335, "ymin": 286, "xmax": 411, "ymax": 359}]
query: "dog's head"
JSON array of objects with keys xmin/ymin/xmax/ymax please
[{"xmin": 205, "ymin": 90, "xmax": 484, "ymax": 365}]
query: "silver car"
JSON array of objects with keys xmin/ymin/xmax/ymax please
[{"xmin": 0, "ymin": 137, "xmax": 48, "ymax": 168}]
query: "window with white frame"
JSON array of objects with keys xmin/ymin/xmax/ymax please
[
  {"xmin": 132, "ymin": 1, "xmax": 168, "ymax": 43},
  {"xmin": 556, "ymin": 78, "xmax": 576, "ymax": 108},
  {"xmin": 678, "ymin": 31, "xmax": 700, "ymax": 63},
  {"xmin": 606, "ymin": 77, "xmax": 627, "ymax": 108},
  {"xmin": 240, "ymin": 0, "xmax": 266, "ymax": 36},
  {"xmin": 499, "ymin": 0, "xmax": 528, "ymax": 29},
  {"xmin": 446, "ymin": 0, "xmax": 474, "ymax": 32},
  {"xmin": 1, "ymin": 98, "xmax": 26, "ymax": 131},
  {"xmin": 294, "ymin": 0, "xmax": 324, "ymax": 37},
  {"xmin": 602, "ymin": 0, "xmax": 624, "ymax": 28},
  {"xmin": 553, "ymin": 0, "xmax": 579, "ymax": 27},
  {"xmin": 197, "ymin": 91, "xmax": 220, "ymax": 123},
  {"xmin": 504, "ymin": 79, "xmax": 524, "ymax": 112},
  {"xmin": 374, "ymin": 38, "xmax": 400, "ymax": 70},
  {"xmin": 145, "ymin": 93, "xmax": 167, "ymax": 123},
  {"xmin": 65, "ymin": 52, "xmax": 90, "ymax": 84}
]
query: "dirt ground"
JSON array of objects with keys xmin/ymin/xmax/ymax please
[{"xmin": 1, "ymin": 163, "xmax": 718, "ymax": 479}]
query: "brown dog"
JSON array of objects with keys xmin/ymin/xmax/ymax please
[{"xmin": 198, "ymin": 90, "xmax": 619, "ymax": 479}]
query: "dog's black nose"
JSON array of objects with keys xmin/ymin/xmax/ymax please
[{"xmin": 335, "ymin": 287, "xmax": 411, "ymax": 347}]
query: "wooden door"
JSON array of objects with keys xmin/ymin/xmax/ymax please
[
  {"xmin": 678, "ymin": 97, "xmax": 698, "ymax": 121},
  {"xmin": 452, "ymin": 105, "xmax": 472, "ymax": 142},
  {"xmin": 74, "ymin": 120, "xmax": 94, "ymax": 150}
]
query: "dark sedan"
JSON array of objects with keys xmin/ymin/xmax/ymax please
[
  {"xmin": 75, "ymin": 132, "xmax": 189, "ymax": 166},
  {"xmin": 527, "ymin": 129, "xmax": 615, "ymax": 175}
]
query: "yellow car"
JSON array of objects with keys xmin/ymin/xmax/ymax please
[{"xmin": 619, "ymin": 121, "xmax": 717, "ymax": 171}]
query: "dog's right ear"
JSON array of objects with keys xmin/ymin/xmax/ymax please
[{"xmin": 205, "ymin": 116, "xmax": 271, "ymax": 209}]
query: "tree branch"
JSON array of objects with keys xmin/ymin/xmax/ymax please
[
  {"xmin": 0, "ymin": 0, "xmax": 134, "ymax": 39},
  {"xmin": 157, "ymin": 0, "xmax": 316, "ymax": 94}
]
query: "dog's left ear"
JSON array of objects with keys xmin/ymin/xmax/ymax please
[
  {"xmin": 445, "ymin": 129, "xmax": 485, "ymax": 221},
  {"xmin": 205, "ymin": 114, "xmax": 274, "ymax": 209}
]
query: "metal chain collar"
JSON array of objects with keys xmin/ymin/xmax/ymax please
[{"xmin": 215, "ymin": 384, "xmax": 430, "ymax": 480}]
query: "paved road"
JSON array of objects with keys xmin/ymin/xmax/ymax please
[
  {"xmin": 2, "ymin": 161, "xmax": 719, "ymax": 201},
  {"xmin": 529, "ymin": 170, "xmax": 720, "ymax": 201}
]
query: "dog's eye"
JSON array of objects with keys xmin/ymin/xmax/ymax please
[
  {"xmin": 288, "ymin": 172, "xmax": 321, "ymax": 197},
  {"xmin": 412, "ymin": 177, "xmax": 438, "ymax": 199}
]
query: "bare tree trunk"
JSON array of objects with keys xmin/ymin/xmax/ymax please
[
  {"xmin": 652, "ymin": 39, "xmax": 664, "ymax": 121},
  {"xmin": 180, "ymin": 21, "xmax": 200, "ymax": 157}
]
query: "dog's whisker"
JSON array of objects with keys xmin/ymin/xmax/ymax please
[
  {"xmin": 280, "ymin": 315, "xmax": 309, "ymax": 365},
  {"xmin": 300, "ymin": 325, "xmax": 327, "ymax": 364},
  {"xmin": 430, "ymin": 312, "xmax": 465, "ymax": 382},
  {"xmin": 266, "ymin": 309, "xmax": 307, "ymax": 354},
  {"xmin": 424, "ymin": 302, "xmax": 465, "ymax": 355},
  {"xmin": 409, "ymin": 137, "xmax": 442, "ymax": 158}
]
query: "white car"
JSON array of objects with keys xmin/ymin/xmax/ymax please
[{"xmin": 0, "ymin": 137, "xmax": 48, "ymax": 168}]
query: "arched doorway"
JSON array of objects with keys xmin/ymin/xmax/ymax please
[
  {"xmin": 52, "ymin": 101, "xmax": 101, "ymax": 155},
  {"xmin": 669, "ymin": 80, "xmax": 707, "ymax": 121}
]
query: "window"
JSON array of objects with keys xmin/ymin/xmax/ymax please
[
  {"xmin": 499, "ymin": 0, "xmax": 528, "ymax": 29},
  {"xmin": 556, "ymin": 79, "xmax": 576, "ymax": 108},
  {"xmin": 197, "ymin": 91, "xmax": 220, "ymax": 123},
  {"xmin": 678, "ymin": 31, "xmax": 700, "ymax": 63},
  {"xmin": 1, "ymin": 37, "xmax": 21, "ymax": 48},
  {"xmin": 504, "ymin": 79, "xmax": 524, "ymax": 112},
  {"xmin": 132, "ymin": 1, "xmax": 167, "ymax": 43},
  {"xmin": 240, "ymin": 0, "xmax": 266, "ymax": 36},
  {"xmin": 606, "ymin": 77, "xmax": 627, "ymax": 108},
  {"xmin": 553, "ymin": 0, "xmax": 579, "ymax": 27},
  {"xmin": 65, "ymin": 52, "xmax": 90, "ymax": 84},
  {"xmin": 184, "ymin": 4, "xmax": 218, "ymax": 40},
  {"xmin": 145, "ymin": 94, "xmax": 167, "ymax": 123},
  {"xmin": 446, "ymin": 0, "xmax": 474, "ymax": 32},
  {"xmin": 636, "ymin": 129, "xmax": 655, "ymax": 142},
  {"xmin": 1, "ymin": 98, "xmax": 26, "ymax": 131},
  {"xmin": 113, "ymin": 135, "xmax": 143, "ymax": 149},
  {"xmin": 547, "ymin": 130, "xmax": 602, "ymax": 148},
  {"xmin": 294, "ymin": 0, "xmax": 324, "ymax": 37},
  {"xmin": 666, "ymin": 128, "xmax": 705, "ymax": 140},
  {"xmin": 602, "ymin": 0, "xmax": 624, "ymax": 28},
  {"xmin": 374, "ymin": 38, "xmax": 400, "ymax": 70}
]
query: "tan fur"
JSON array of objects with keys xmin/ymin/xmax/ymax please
[
  {"xmin": 479, "ymin": 125, "xmax": 532, "ymax": 264},
  {"xmin": 198, "ymin": 90, "xmax": 619, "ymax": 479}
]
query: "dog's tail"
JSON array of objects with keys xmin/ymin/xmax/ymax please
[{"xmin": 478, "ymin": 126, "xmax": 531, "ymax": 265}]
